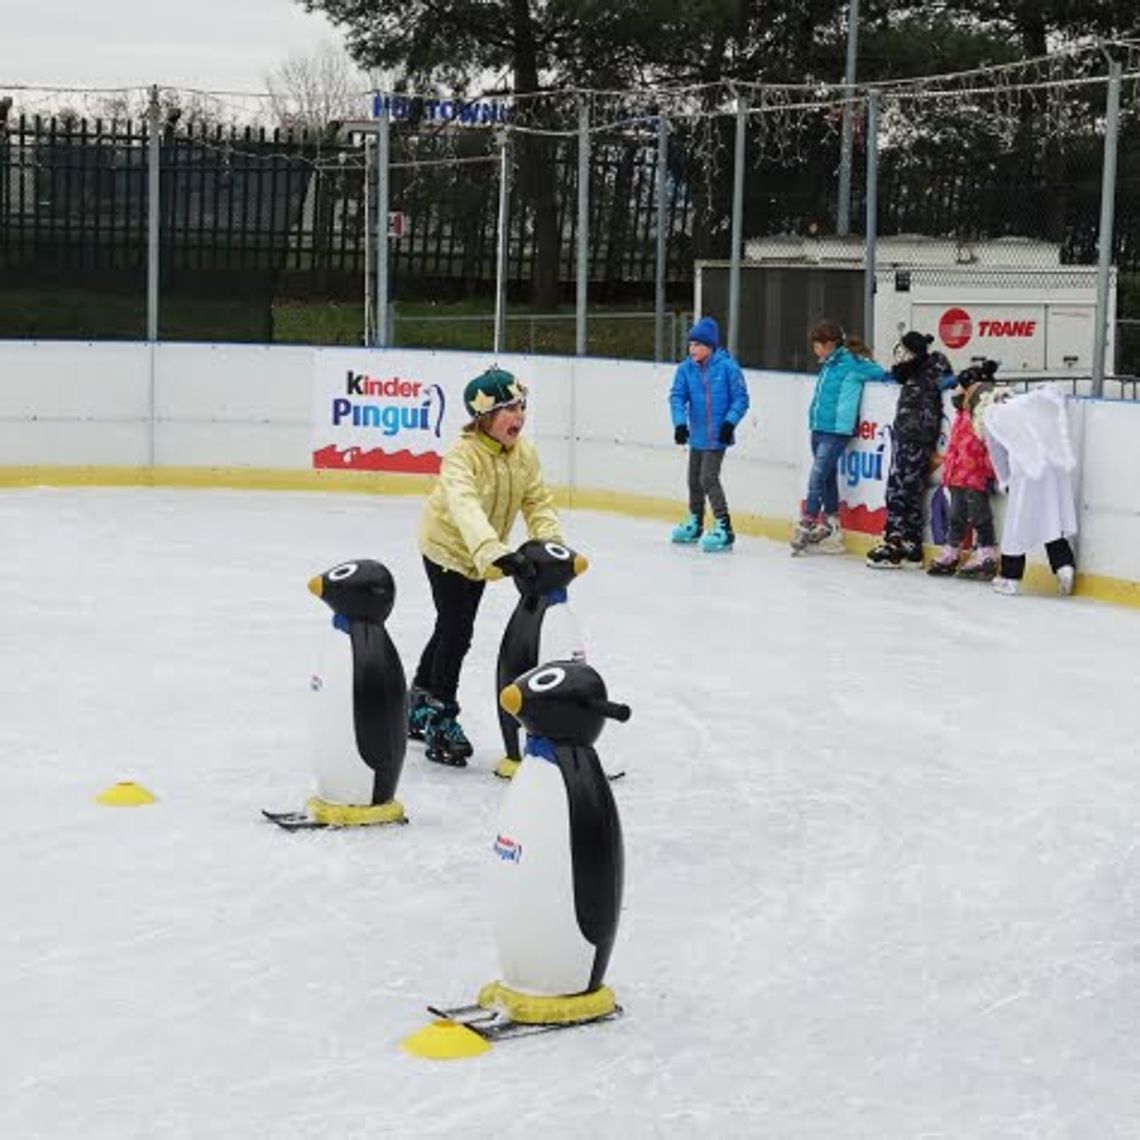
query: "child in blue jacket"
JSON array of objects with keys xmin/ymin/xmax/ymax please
[{"xmin": 669, "ymin": 316, "xmax": 750, "ymax": 552}]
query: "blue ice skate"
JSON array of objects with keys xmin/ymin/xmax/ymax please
[
  {"xmin": 699, "ymin": 518, "xmax": 735, "ymax": 553},
  {"xmin": 671, "ymin": 513, "xmax": 703, "ymax": 544}
]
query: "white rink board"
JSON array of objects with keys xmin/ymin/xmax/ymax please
[{"xmin": 0, "ymin": 339, "xmax": 1127, "ymax": 586}]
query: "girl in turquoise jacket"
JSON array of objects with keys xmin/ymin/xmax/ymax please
[{"xmin": 793, "ymin": 320, "xmax": 887, "ymax": 553}]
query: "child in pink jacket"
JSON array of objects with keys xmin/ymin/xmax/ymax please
[{"xmin": 928, "ymin": 362, "xmax": 999, "ymax": 579}]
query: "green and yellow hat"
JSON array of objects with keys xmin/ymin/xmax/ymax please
[{"xmin": 463, "ymin": 366, "xmax": 527, "ymax": 419}]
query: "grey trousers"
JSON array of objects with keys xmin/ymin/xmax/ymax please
[{"xmin": 687, "ymin": 448, "xmax": 728, "ymax": 519}]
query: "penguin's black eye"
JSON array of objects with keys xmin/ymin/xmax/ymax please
[
  {"xmin": 329, "ymin": 563, "xmax": 358, "ymax": 581},
  {"xmin": 527, "ymin": 666, "xmax": 565, "ymax": 693},
  {"xmin": 543, "ymin": 542, "xmax": 570, "ymax": 561}
]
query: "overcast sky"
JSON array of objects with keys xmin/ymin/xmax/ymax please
[{"xmin": 2, "ymin": 0, "xmax": 345, "ymax": 94}]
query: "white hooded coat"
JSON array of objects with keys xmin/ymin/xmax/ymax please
[{"xmin": 980, "ymin": 384, "xmax": 1077, "ymax": 556}]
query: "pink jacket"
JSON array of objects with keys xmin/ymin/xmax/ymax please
[{"xmin": 941, "ymin": 406, "xmax": 995, "ymax": 492}]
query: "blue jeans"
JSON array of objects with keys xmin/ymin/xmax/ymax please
[{"xmin": 805, "ymin": 431, "xmax": 850, "ymax": 517}]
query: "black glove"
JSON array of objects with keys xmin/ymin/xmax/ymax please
[
  {"xmin": 718, "ymin": 421, "xmax": 735, "ymax": 445},
  {"xmin": 674, "ymin": 424, "xmax": 689, "ymax": 445},
  {"xmin": 493, "ymin": 551, "xmax": 537, "ymax": 581}
]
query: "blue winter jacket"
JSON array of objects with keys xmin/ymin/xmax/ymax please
[
  {"xmin": 808, "ymin": 346, "xmax": 887, "ymax": 435},
  {"xmin": 669, "ymin": 349, "xmax": 750, "ymax": 451}
]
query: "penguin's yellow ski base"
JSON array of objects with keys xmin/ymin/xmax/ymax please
[
  {"xmin": 406, "ymin": 987, "xmax": 622, "ymax": 1057},
  {"xmin": 493, "ymin": 757, "xmax": 521, "ymax": 780},
  {"xmin": 306, "ymin": 796, "xmax": 407, "ymax": 827},
  {"xmin": 477, "ymin": 980, "xmax": 617, "ymax": 1024}
]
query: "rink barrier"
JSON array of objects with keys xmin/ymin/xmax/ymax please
[
  {"xmin": 0, "ymin": 341, "xmax": 1138, "ymax": 607},
  {"xmin": 2, "ymin": 463, "xmax": 1134, "ymax": 606}
]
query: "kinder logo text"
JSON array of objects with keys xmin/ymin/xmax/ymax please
[
  {"xmin": 840, "ymin": 419, "xmax": 887, "ymax": 488},
  {"xmin": 493, "ymin": 833, "xmax": 523, "ymax": 863},
  {"xmin": 329, "ymin": 372, "xmax": 446, "ymax": 438}
]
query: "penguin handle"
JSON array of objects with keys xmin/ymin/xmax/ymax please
[{"xmin": 589, "ymin": 698, "xmax": 631, "ymax": 723}]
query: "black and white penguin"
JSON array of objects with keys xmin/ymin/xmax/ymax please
[
  {"xmin": 306, "ymin": 559, "xmax": 407, "ymax": 826},
  {"xmin": 493, "ymin": 539, "xmax": 588, "ymax": 780},
  {"xmin": 481, "ymin": 659, "xmax": 629, "ymax": 1020}
]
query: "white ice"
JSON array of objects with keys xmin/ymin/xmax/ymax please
[{"xmin": 4, "ymin": 487, "xmax": 1140, "ymax": 1139}]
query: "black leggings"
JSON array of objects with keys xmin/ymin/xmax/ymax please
[
  {"xmin": 413, "ymin": 557, "xmax": 486, "ymax": 706},
  {"xmin": 1000, "ymin": 538, "xmax": 1076, "ymax": 582},
  {"xmin": 948, "ymin": 487, "xmax": 995, "ymax": 548}
]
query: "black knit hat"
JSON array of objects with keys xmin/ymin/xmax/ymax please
[{"xmin": 900, "ymin": 331, "xmax": 933, "ymax": 359}]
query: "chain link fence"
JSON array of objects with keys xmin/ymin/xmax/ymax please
[{"xmin": 2, "ymin": 45, "xmax": 1139, "ymax": 382}]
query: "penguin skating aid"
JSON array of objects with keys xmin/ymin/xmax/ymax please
[
  {"xmin": 263, "ymin": 559, "xmax": 409, "ymax": 830},
  {"xmin": 405, "ymin": 659, "xmax": 629, "ymax": 1057},
  {"xmin": 493, "ymin": 539, "xmax": 588, "ymax": 780}
]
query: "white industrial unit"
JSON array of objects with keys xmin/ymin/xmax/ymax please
[{"xmin": 738, "ymin": 235, "xmax": 1116, "ymax": 375}]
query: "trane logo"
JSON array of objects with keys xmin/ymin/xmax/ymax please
[
  {"xmin": 938, "ymin": 307, "xmax": 1038, "ymax": 349},
  {"xmin": 978, "ymin": 319, "xmax": 1037, "ymax": 337}
]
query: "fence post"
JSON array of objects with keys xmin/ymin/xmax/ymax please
[
  {"xmin": 146, "ymin": 85, "xmax": 160, "ymax": 344},
  {"xmin": 374, "ymin": 102, "xmax": 390, "ymax": 348},
  {"xmin": 494, "ymin": 130, "xmax": 510, "ymax": 356},
  {"xmin": 862, "ymin": 91, "xmax": 879, "ymax": 345},
  {"xmin": 654, "ymin": 116, "xmax": 669, "ymax": 364},
  {"xmin": 1093, "ymin": 61, "xmax": 1122, "ymax": 397},
  {"xmin": 836, "ymin": 0, "xmax": 861, "ymax": 235},
  {"xmin": 145, "ymin": 86, "xmax": 161, "ymax": 468},
  {"xmin": 576, "ymin": 99, "xmax": 589, "ymax": 357},
  {"xmin": 728, "ymin": 94, "xmax": 748, "ymax": 360}
]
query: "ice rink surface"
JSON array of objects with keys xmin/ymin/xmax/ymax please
[{"xmin": 4, "ymin": 487, "xmax": 1140, "ymax": 1139}]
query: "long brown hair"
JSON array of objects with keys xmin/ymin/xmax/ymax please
[{"xmin": 808, "ymin": 319, "xmax": 845, "ymax": 346}]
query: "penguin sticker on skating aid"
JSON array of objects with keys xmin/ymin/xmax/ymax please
[
  {"xmin": 493, "ymin": 539, "xmax": 588, "ymax": 780},
  {"xmin": 262, "ymin": 559, "xmax": 407, "ymax": 831},
  {"xmin": 484, "ymin": 660, "xmax": 629, "ymax": 1022}
]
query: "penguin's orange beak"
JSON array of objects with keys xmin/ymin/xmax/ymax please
[
  {"xmin": 499, "ymin": 684, "xmax": 522, "ymax": 717},
  {"xmin": 307, "ymin": 576, "xmax": 323, "ymax": 597},
  {"xmin": 573, "ymin": 553, "xmax": 589, "ymax": 576}
]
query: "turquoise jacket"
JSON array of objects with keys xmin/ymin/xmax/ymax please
[{"xmin": 808, "ymin": 346, "xmax": 887, "ymax": 435}]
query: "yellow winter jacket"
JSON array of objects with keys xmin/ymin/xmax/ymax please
[{"xmin": 418, "ymin": 429, "xmax": 561, "ymax": 580}]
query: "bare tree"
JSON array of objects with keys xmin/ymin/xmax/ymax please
[{"xmin": 266, "ymin": 40, "xmax": 371, "ymax": 132}]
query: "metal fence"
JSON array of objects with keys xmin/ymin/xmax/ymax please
[{"xmin": 1, "ymin": 49, "xmax": 1139, "ymax": 383}]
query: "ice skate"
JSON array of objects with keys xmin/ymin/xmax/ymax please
[
  {"xmin": 866, "ymin": 535, "xmax": 903, "ymax": 569},
  {"xmin": 812, "ymin": 515, "xmax": 845, "ymax": 555},
  {"xmin": 671, "ymin": 513, "xmax": 702, "ymax": 545},
  {"xmin": 1057, "ymin": 565, "xmax": 1075, "ymax": 596},
  {"xmin": 790, "ymin": 516, "xmax": 816, "ymax": 555},
  {"xmin": 699, "ymin": 517, "xmax": 734, "ymax": 553},
  {"xmin": 423, "ymin": 700, "xmax": 473, "ymax": 767},
  {"xmin": 956, "ymin": 546, "xmax": 998, "ymax": 581},
  {"xmin": 926, "ymin": 545, "xmax": 960, "ymax": 576},
  {"xmin": 992, "ymin": 577, "xmax": 1019, "ymax": 596},
  {"xmin": 407, "ymin": 685, "xmax": 432, "ymax": 741}
]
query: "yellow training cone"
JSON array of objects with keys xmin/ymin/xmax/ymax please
[
  {"xmin": 96, "ymin": 781, "xmax": 157, "ymax": 807},
  {"xmin": 401, "ymin": 1019, "xmax": 491, "ymax": 1060}
]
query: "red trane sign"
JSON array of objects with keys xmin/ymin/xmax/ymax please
[
  {"xmin": 939, "ymin": 307, "xmax": 1039, "ymax": 349},
  {"xmin": 938, "ymin": 307, "xmax": 972, "ymax": 349}
]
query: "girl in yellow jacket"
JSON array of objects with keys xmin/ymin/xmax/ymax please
[{"xmin": 410, "ymin": 366, "xmax": 563, "ymax": 766}]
